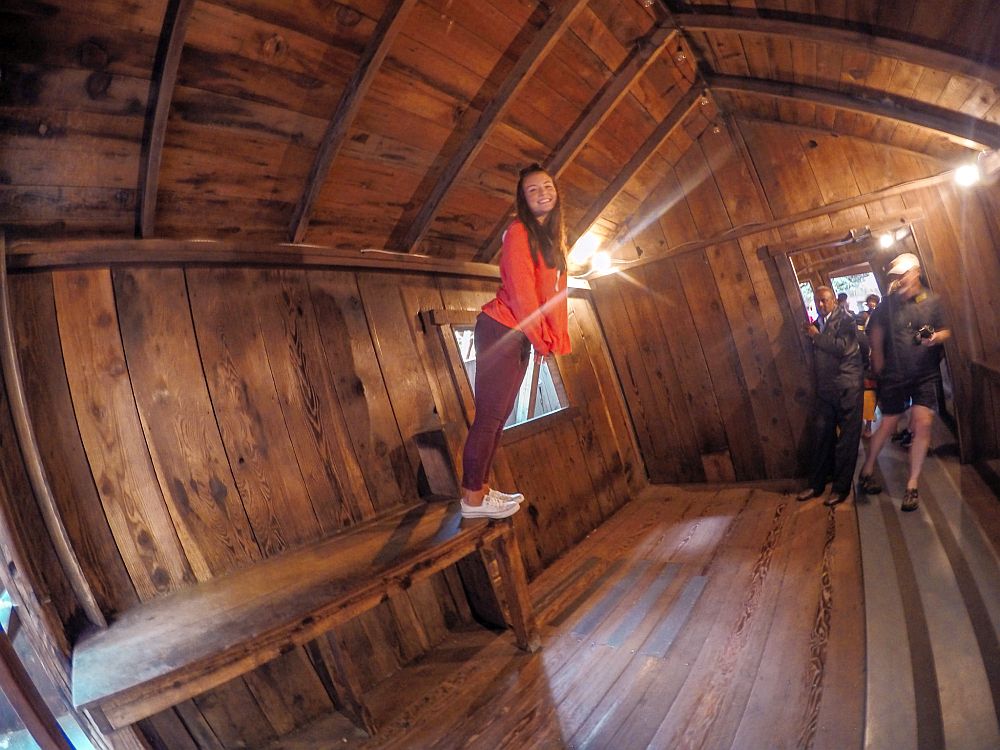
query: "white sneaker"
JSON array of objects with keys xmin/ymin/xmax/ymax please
[
  {"xmin": 487, "ymin": 488, "xmax": 524, "ymax": 504},
  {"xmin": 460, "ymin": 494, "xmax": 519, "ymax": 519}
]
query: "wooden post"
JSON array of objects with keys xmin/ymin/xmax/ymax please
[
  {"xmin": 526, "ymin": 356, "xmax": 542, "ymax": 420},
  {"xmin": 305, "ymin": 633, "xmax": 377, "ymax": 736},
  {"xmin": 0, "ymin": 626, "xmax": 73, "ymax": 750},
  {"xmin": 487, "ymin": 522, "xmax": 540, "ymax": 652}
]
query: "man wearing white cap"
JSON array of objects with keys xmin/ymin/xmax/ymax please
[{"xmin": 856, "ymin": 252, "xmax": 950, "ymax": 511}]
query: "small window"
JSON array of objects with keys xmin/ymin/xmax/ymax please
[
  {"xmin": 830, "ymin": 270, "xmax": 881, "ymax": 317},
  {"xmin": 799, "ymin": 280, "xmax": 818, "ymax": 320},
  {"xmin": 452, "ymin": 326, "xmax": 569, "ymax": 428}
]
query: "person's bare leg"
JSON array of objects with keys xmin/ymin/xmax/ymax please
[
  {"xmin": 906, "ymin": 405, "xmax": 935, "ymax": 490},
  {"xmin": 861, "ymin": 412, "xmax": 900, "ymax": 476},
  {"xmin": 462, "ymin": 485, "xmax": 487, "ymax": 506}
]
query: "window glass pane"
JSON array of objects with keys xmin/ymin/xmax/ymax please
[
  {"xmin": 830, "ymin": 271, "xmax": 880, "ymax": 316},
  {"xmin": 0, "ymin": 590, "xmax": 94, "ymax": 749},
  {"xmin": 799, "ymin": 281, "xmax": 817, "ymax": 320},
  {"xmin": 452, "ymin": 326, "xmax": 569, "ymax": 427}
]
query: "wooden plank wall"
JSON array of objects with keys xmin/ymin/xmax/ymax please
[
  {"xmin": 6, "ymin": 264, "xmax": 637, "ymax": 747},
  {"xmin": 592, "ymin": 117, "xmax": 1000, "ymax": 482}
]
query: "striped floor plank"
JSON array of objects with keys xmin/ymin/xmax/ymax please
[{"xmin": 859, "ymin": 429, "xmax": 1000, "ymax": 750}]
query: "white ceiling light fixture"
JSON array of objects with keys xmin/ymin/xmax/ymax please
[
  {"xmin": 569, "ymin": 229, "xmax": 603, "ymax": 266},
  {"xmin": 954, "ymin": 162, "xmax": 981, "ymax": 187},
  {"xmin": 590, "ymin": 250, "xmax": 613, "ymax": 274}
]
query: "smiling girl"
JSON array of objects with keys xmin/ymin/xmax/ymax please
[{"xmin": 459, "ymin": 164, "xmax": 571, "ymax": 518}]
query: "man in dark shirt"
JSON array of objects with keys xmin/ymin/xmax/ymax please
[
  {"xmin": 857, "ymin": 253, "xmax": 950, "ymax": 511},
  {"xmin": 796, "ymin": 286, "xmax": 864, "ymax": 506}
]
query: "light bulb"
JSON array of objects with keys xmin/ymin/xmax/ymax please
[
  {"xmin": 590, "ymin": 250, "xmax": 612, "ymax": 274},
  {"xmin": 569, "ymin": 230, "xmax": 602, "ymax": 264},
  {"xmin": 879, "ymin": 232, "xmax": 894, "ymax": 249},
  {"xmin": 955, "ymin": 163, "xmax": 981, "ymax": 187}
]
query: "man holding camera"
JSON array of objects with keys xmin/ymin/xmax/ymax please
[
  {"xmin": 857, "ymin": 253, "xmax": 950, "ymax": 511},
  {"xmin": 796, "ymin": 285, "xmax": 864, "ymax": 507}
]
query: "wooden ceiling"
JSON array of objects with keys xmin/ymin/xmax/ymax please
[{"xmin": 2, "ymin": 0, "xmax": 998, "ymax": 260}]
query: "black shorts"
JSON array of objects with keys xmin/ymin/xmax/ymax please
[{"xmin": 878, "ymin": 374, "xmax": 940, "ymax": 415}]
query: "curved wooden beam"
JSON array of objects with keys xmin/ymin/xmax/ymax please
[
  {"xmin": 6, "ymin": 239, "xmax": 591, "ymax": 293},
  {"xmin": 137, "ymin": 0, "xmax": 195, "ymax": 239},
  {"xmin": 393, "ymin": 0, "xmax": 592, "ymax": 254},
  {"xmin": 0, "ymin": 233, "xmax": 106, "ymax": 628},
  {"xmin": 473, "ymin": 24, "xmax": 680, "ymax": 262},
  {"xmin": 289, "ymin": 0, "xmax": 419, "ymax": 244},
  {"xmin": 706, "ymin": 73, "xmax": 1000, "ymax": 149},
  {"xmin": 572, "ymin": 85, "xmax": 703, "ymax": 246},
  {"xmin": 674, "ymin": 8, "xmax": 1000, "ymax": 89},
  {"xmin": 590, "ymin": 170, "xmax": 949, "ymax": 277}
]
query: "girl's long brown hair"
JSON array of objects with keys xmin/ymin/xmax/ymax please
[{"xmin": 514, "ymin": 164, "xmax": 567, "ymax": 273}]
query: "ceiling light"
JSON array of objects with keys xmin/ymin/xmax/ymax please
[
  {"xmin": 590, "ymin": 250, "xmax": 613, "ymax": 274},
  {"xmin": 569, "ymin": 230, "xmax": 602, "ymax": 264},
  {"xmin": 879, "ymin": 232, "xmax": 895, "ymax": 249},
  {"xmin": 954, "ymin": 163, "xmax": 981, "ymax": 187}
]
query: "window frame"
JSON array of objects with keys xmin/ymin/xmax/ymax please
[{"xmin": 423, "ymin": 308, "xmax": 575, "ymax": 443}]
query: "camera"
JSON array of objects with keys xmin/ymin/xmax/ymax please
[{"xmin": 913, "ymin": 324, "xmax": 934, "ymax": 344}]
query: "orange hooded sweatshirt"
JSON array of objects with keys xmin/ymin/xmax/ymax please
[{"xmin": 482, "ymin": 220, "xmax": 570, "ymax": 356}]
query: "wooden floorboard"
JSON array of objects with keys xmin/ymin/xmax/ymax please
[{"xmin": 268, "ymin": 441, "xmax": 1000, "ymax": 749}]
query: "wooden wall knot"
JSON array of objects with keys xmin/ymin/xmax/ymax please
[
  {"xmin": 85, "ymin": 71, "xmax": 112, "ymax": 100},
  {"xmin": 78, "ymin": 40, "xmax": 109, "ymax": 70},
  {"xmin": 335, "ymin": 5, "xmax": 362, "ymax": 27},
  {"xmin": 262, "ymin": 34, "xmax": 288, "ymax": 60}
]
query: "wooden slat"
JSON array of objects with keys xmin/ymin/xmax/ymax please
[
  {"xmin": 571, "ymin": 86, "xmax": 702, "ymax": 244},
  {"xmin": 289, "ymin": 0, "xmax": 419, "ymax": 243},
  {"xmin": 0, "ymin": 236, "xmax": 107, "ymax": 626},
  {"xmin": 473, "ymin": 24, "xmax": 679, "ymax": 261},
  {"xmin": 252, "ymin": 269, "xmax": 376, "ymax": 528},
  {"xmin": 308, "ymin": 271, "xmax": 416, "ymax": 510},
  {"xmin": 185, "ymin": 268, "xmax": 323, "ymax": 553},
  {"xmin": 113, "ymin": 267, "xmax": 262, "ymax": 579},
  {"xmin": 393, "ymin": 0, "xmax": 592, "ymax": 253},
  {"xmin": 53, "ymin": 268, "xmax": 194, "ymax": 600},
  {"xmin": 706, "ymin": 73, "xmax": 1000, "ymax": 149},
  {"xmin": 137, "ymin": 0, "xmax": 194, "ymax": 238},
  {"xmin": 675, "ymin": 9, "xmax": 1000, "ymax": 90},
  {"xmin": 7, "ymin": 272, "xmax": 138, "ymax": 618}
]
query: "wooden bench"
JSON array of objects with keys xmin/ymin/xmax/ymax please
[{"xmin": 71, "ymin": 500, "xmax": 538, "ymax": 733}]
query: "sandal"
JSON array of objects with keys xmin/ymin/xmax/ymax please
[
  {"xmin": 857, "ymin": 473, "xmax": 882, "ymax": 495},
  {"xmin": 901, "ymin": 487, "xmax": 919, "ymax": 512}
]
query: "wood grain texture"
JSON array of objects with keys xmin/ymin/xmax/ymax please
[
  {"xmin": 71, "ymin": 501, "xmax": 517, "ymax": 729},
  {"xmin": 253, "ymin": 269, "xmax": 375, "ymax": 529},
  {"xmin": 114, "ymin": 267, "xmax": 261, "ymax": 579},
  {"xmin": 8, "ymin": 272, "xmax": 137, "ymax": 619},
  {"xmin": 53, "ymin": 268, "xmax": 193, "ymax": 600},
  {"xmin": 186, "ymin": 268, "xmax": 322, "ymax": 555}
]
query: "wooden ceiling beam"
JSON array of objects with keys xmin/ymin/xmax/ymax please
[
  {"xmin": 137, "ymin": 0, "xmax": 194, "ymax": 239},
  {"xmin": 673, "ymin": 8, "xmax": 1000, "ymax": 89},
  {"xmin": 394, "ymin": 0, "xmax": 592, "ymax": 254},
  {"xmin": 288, "ymin": 0, "xmax": 418, "ymax": 244},
  {"xmin": 571, "ymin": 85, "xmax": 703, "ymax": 247},
  {"xmin": 590, "ymin": 171, "xmax": 951, "ymax": 278},
  {"xmin": 707, "ymin": 73, "xmax": 1000, "ymax": 150},
  {"xmin": 473, "ymin": 24, "xmax": 680, "ymax": 262}
]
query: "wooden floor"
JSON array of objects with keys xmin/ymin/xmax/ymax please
[{"xmin": 264, "ymin": 430, "xmax": 1000, "ymax": 750}]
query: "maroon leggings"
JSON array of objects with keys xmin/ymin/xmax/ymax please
[{"xmin": 461, "ymin": 313, "xmax": 530, "ymax": 491}]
